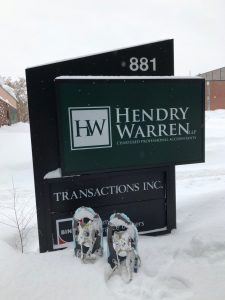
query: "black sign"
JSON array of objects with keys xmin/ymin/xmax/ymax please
[
  {"xmin": 26, "ymin": 40, "xmax": 175, "ymax": 252},
  {"xmin": 49, "ymin": 167, "xmax": 176, "ymax": 249},
  {"xmin": 49, "ymin": 168, "xmax": 166, "ymax": 211}
]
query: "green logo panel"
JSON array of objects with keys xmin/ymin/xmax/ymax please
[{"xmin": 55, "ymin": 77, "xmax": 205, "ymax": 175}]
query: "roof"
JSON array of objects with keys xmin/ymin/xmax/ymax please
[
  {"xmin": 199, "ymin": 67, "xmax": 225, "ymax": 81},
  {"xmin": 0, "ymin": 83, "xmax": 18, "ymax": 102},
  {"xmin": 0, "ymin": 85, "xmax": 18, "ymax": 109}
]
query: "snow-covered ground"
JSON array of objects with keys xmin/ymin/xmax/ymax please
[{"xmin": 0, "ymin": 110, "xmax": 225, "ymax": 300}]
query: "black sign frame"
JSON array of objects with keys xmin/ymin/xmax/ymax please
[{"xmin": 26, "ymin": 40, "xmax": 176, "ymax": 252}]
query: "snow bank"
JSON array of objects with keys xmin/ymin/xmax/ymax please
[
  {"xmin": 0, "ymin": 111, "xmax": 225, "ymax": 300},
  {"xmin": 0, "ymin": 122, "xmax": 34, "ymax": 189}
]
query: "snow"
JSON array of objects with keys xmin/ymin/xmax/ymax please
[
  {"xmin": 0, "ymin": 95, "xmax": 10, "ymax": 105},
  {"xmin": 43, "ymin": 168, "xmax": 81, "ymax": 179},
  {"xmin": 44, "ymin": 168, "xmax": 62, "ymax": 179},
  {"xmin": 0, "ymin": 83, "xmax": 18, "ymax": 101},
  {"xmin": 56, "ymin": 75, "xmax": 202, "ymax": 80},
  {"xmin": 0, "ymin": 111, "xmax": 225, "ymax": 300},
  {"xmin": 74, "ymin": 207, "xmax": 96, "ymax": 221}
]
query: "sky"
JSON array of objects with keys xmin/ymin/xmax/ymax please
[{"xmin": 1, "ymin": 0, "xmax": 225, "ymax": 78}]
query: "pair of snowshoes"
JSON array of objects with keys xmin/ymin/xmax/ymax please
[{"xmin": 72, "ymin": 207, "xmax": 141, "ymax": 282}]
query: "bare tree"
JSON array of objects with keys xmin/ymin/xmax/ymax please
[{"xmin": 0, "ymin": 179, "xmax": 35, "ymax": 253}]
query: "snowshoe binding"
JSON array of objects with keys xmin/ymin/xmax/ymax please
[
  {"xmin": 106, "ymin": 213, "xmax": 141, "ymax": 282},
  {"xmin": 73, "ymin": 207, "xmax": 103, "ymax": 263}
]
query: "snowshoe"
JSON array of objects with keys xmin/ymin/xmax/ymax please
[
  {"xmin": 72, "ymin": 207, "xmax": 103, "ymax": 263},
  {"xmin": 106, "ymin": 213, "xmax": 141, "ymax": 282}
]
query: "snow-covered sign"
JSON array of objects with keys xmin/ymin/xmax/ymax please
[{"xmin": 26, "ymin": 40, "xmax": 178, "ymax": 253}]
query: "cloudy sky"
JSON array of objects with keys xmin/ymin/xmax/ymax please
[{"xmin": 1, "ymin": 0, "xmax": 225, "ymax": 78}]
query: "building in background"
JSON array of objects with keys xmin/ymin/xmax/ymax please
[
  {"xmin": 199, "ymin": 67, "xmax": 225, "ymax": 110},
  {"xmin": 0, "ymin": 84, "xmax": 18, "ymax": 126}
]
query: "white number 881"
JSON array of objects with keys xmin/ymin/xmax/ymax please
[{"xmin": 129, "ymin": 57, "xmax": 156, "ymax": 72}]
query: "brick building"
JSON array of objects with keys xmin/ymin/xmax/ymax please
[
  {"xmin": 199, "ymin": 67, "xmax": 225, "ymax": 110},
  {"xmin": 0, "ymin": 84, "xmax": 18, "ymax": 126}
]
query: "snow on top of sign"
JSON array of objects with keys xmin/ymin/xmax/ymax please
[
  {"xmin": 26, "ymin": 39, "xmax": 172, "ymax": 69},
  {"xmin": 43, "ymin": 168, "xmax": 81, "ymax": 179},
  {"xmin": 44, "ymin": 168, "xmax": 62, "ymax": 179},
  {"xmin": 56, "ymin": 75, "xmax": 202, "ymax": 80}
]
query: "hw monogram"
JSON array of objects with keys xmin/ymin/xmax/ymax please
[{"xmin": 69, "ymin": 107, "xmax": 112, "ymax": 150}]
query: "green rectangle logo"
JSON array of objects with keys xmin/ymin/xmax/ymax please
[{"xmin": 55, "ymin": 77, "xmax": 205, "ymax": 175}]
